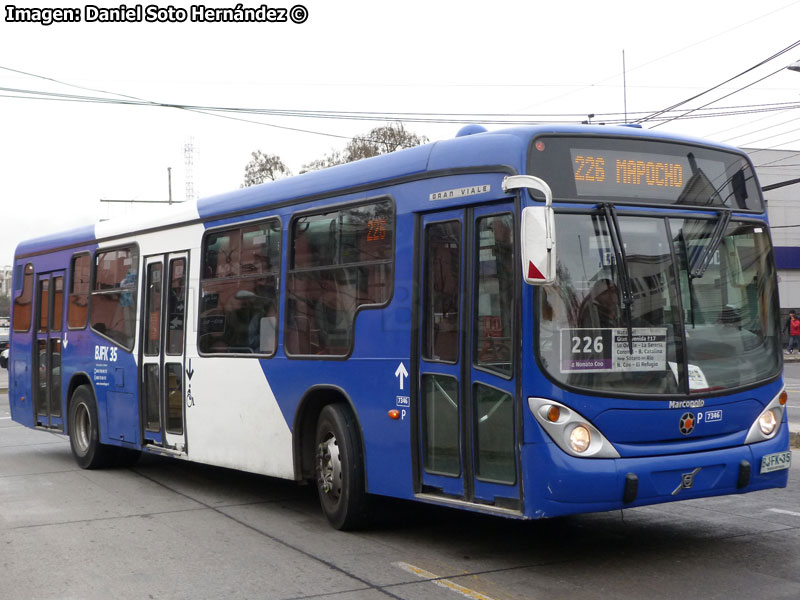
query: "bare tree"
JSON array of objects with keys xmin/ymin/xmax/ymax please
[
  {"xmin": 241, "ymin": 151, "xmax": 291, "ymax": 187},
  {"xmin": 301, "ymin": 122, "xmax": 428, "ymax": 173}
]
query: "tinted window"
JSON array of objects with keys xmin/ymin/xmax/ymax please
[
  {"xmin": 167, "ymin": 258, "xmax": 186, "ymax": 355},
  {"xmin": 68, "ymin": 254, "xmax": 90, "ymax": 329},
  {"xmin": 37, "ymin": 277, "xmax": 49, "ymax": 333},
  {"xmin": 474, "ymin": 213, "xmax": 514, "ymax": 376},
  {"xmin": 13, "ymin": 263, "xmax": 33, "ymax": 332},
  {"xmin": 198, "ymin": 218, "xmax": 281, "ymax": 355},
  {"xmin": 144, "ymin": 263, "xmax": 162, "ymax": 356},
  {"xmin": 286, "ymin": 199, "xmax": 394, "ymax": 356},
  {"xmin": 422, "ymin": 221, "xmax": 461, "ymax": 363},
  {"xmin": 91, "ymin": 246, "xmax": 139, "ymax": 349},
  {"xmin": 52, "ymin": 276, "xmax": 64, "ymax": 332}
]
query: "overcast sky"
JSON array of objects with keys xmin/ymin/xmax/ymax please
[{"xmin": 2, "ymin": 0, "xmax": 800, "ymax": 264}]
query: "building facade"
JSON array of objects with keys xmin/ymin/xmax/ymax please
[{"xmin": 748, "ymin": 148, "xmax": 800, "ymax": 339}]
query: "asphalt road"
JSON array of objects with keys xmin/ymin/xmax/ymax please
[{"xmin": 1, "ymin": 389, "xmax": 800, "ymax": 600}]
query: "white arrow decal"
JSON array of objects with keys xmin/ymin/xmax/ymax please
[
  {"xmin": 63, "ymin": 332, "xmax": 68, "ymax": 349},
  {"xmin": 394, "ymin": 362, "xmax": 409, "ymax": 390}
]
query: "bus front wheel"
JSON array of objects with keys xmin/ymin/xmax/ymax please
[
  {"xmin": 68, "ymin": 385, "xmax": 115, "ymax": 469},
  {"xmin": 314, "ymin": 404, "xmax": 368, "ymax": 530}
]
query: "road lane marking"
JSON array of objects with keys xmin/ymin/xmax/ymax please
[
  {"xmin": 768, "ymin": 509, "xmax": 800, "ymax": 517},
  {"xmin": 395, "ymin": 562, "xmax": 499, "ymax": 600}
]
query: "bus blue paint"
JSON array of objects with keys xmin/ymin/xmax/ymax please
[{"xmin": 9, "ymin": 124, "xmax": 789, "ymax": 528}]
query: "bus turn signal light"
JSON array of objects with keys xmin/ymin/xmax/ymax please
[
  {"xmin": 547, "ymin": 406, "xmax": 560, "ymax": 422},
  {"xmin": 779, "ymin": 391, "xmax": 788, "ymax": 406},
  {"xmin": 388, "ymin": 410, "xmax": 400, "ymax": 420}
]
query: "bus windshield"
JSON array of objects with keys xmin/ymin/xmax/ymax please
[{"xmin": 538, "ymin": 213, "xmax": 780, "ymax": 395}]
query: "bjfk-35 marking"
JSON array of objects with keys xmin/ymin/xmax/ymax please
[{"xmin": 94, "ymin": 345, "xmax": 118, "ymax": 362}]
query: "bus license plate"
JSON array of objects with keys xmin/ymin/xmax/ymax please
[{"xmin": 760, "ymin": 451, "xmax": 792, "ymax": 474}]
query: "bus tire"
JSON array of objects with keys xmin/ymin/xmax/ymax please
[
  {"xmin": 314, "ymin": 404, "xmax": 368, "ymax": 530},
  {"xmin": 68, "ymin": 384, "xmax": 115, "ymax": 469}
]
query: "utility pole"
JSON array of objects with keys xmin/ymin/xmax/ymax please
[
  {"xmin": 100, "ymin": 166, "xmax": 185, "ymax": 207},
  {"xmin": 623, "ymin": 49, "xmax": 628, "ymax": 123}
]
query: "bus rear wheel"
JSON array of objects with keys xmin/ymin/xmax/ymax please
[
  {"xmin": 68, "ymin": 384, "xmax": 116, "ymax": 469},
  {"xmin": 314, "ymin": 404, "xmax": 368, "ymax": 530}
]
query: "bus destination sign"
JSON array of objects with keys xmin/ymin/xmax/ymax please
[{"xmin": 570, "ymin": 148, "xmax": 690, "ymax": 198}]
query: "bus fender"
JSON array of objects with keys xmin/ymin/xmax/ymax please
[
  {"xmin": 65, "ymin": 371, "xmax": 95, "ymax": 434},
  {"xmin": 292, "ymin": 384, "xmax": 367, "ymax": 487}
]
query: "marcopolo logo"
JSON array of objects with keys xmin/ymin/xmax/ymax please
[{"xmin": 669, "ymin": 399, "xmax": 704, "ymax": 409}]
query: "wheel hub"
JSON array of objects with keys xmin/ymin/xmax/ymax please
[
  {"xmin": 317, "ymin": 433, "xmax": 342, "ymax": 500},
  {"xmin": 74, "ymin": 402, "xmax": 91, "ymax": 455}
]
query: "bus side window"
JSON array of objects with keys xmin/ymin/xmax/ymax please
[
  {"xmin": 12, "ymin": 263, "xmax": 34, "ymax": 333},
  {"xmin": 474, "ymin": 213, "xmax": 514, "ymax": 376},
  {"xmin": 198, "ymin": 218, "xmax": 281, "ymax": 356},
  {"xmin": 286, "ymin": 199, "xmax": 394, "ymax": 357},
  {"xmin": 68, "ymin": 253, "xmax": 90, "ymax": 329},
  {"xmin": 90, "ymin": 246, "xmax": 139, "ymax": 350}
]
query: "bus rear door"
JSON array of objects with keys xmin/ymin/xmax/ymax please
[
  {"xmin": 415, "ymin": 203, "xmax": 520, "ymax": 510},
  {"xmin": 34, "ymin": 270, "xmax": 65, "ymax": 430},
  {"xmin": 141, "ymin": 252, "xmax": 189, "ymax": 452}
]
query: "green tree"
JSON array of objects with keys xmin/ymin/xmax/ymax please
[
  {"xmin": 241, "ymin": 151, "xmax": 291, "ymax": 187},
  {"xmin": 301, "ymin": 122, "xmax": 428, "ymax": 173}
]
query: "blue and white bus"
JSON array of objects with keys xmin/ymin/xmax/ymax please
[{"xmin": 8, "ymin": 124, "xmax": 790, "ymax": 529}]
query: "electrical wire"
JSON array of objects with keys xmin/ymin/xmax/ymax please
[
  {"xmin": 637, "ymin": 39, "xmax": 800, "ymax": 125},
  {"xmin": 4, "ymin": 83, "xmax": 800, "ymax": 125}
]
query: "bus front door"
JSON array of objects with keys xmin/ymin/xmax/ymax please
[
  {"xmin": 416, "ymin": 204, "xmax": 520, "ymax": 510},
  {"xmin": 33, "ymin": 270, "xmax": 65, "ymax": 430},
  {"xmin": 141, "ymin": 252, "xmax": 189, "ymax": 452}
]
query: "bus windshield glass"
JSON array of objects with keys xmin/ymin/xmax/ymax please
[
  {"xmin": 528, "ymin": 136, "xmax": 762, "ymax": 211},
  {"xmin": 538, "ymin": 214, "xmax": 780, "ymax": 395}
]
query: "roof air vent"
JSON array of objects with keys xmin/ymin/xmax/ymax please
[{"xmin": 456, "ymin": 124, "xmax": 488, "ymax": 137}]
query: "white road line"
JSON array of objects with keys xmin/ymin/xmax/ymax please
[
  {"xmin": 768, "ymin": 508, "xmax": 800, "ymax": 517},
  {"xmin": 0, "ymin": 416, "xmax": 11, "ymax": 420},
  {"xmin": 395, "ymin": 562, "xmax": 499, "ymax": 600}
]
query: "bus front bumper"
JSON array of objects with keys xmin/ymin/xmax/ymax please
[{"xmin": 521, "ymin": 425, "xmax": 790, "ymax": 519}]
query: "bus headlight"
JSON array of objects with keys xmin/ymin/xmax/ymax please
[
  {"xmin": 745, "ymin": 388, "xmax": 786, "ymax": 444},
  {"xmin": 569, "ymin": 426, "xmax": 591, "ymax": 453},
  {"xmin": 759, "ymin": 410, "xmax": 778, "ymax": 436},
  {"xmin": 529, "ymin": 398, "xmax": 619, "ymax": 459}
]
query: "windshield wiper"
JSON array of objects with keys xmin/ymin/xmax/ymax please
[
  {"xmin": 600, "ymin": 203, "xmax": 635, "ymax": 354},
  {"xmin": 688, "ymin": 210, "xmax": 731, "ymax": 279},
  {"xmin": 678, "ymin": 231, "xmax": 698, "ymax": 329}
]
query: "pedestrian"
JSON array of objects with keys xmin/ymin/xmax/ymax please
[{"xmin": 786, "ymin": 310, "xmax": 800, "ymax": 353}]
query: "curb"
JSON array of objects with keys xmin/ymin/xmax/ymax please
[{"xmin": 792, "ymin": 431, "xmax": 800, "ymax": 449}]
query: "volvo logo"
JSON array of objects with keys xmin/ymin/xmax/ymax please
[
  {"xmin": 672, "ymin": 467, "xmax": 702, "ymax": 495},
  {"xmin": 679, "ymin": 412, "xmax": 696, "ymax": 435}
]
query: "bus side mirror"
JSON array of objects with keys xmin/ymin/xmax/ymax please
[
  {"xmin": 521, "ymin": 206, "xmax": 556, "ymax": 285},
  {"xmin": 502, "ymin": 175, "xmax": 557, "ymax": 285}
]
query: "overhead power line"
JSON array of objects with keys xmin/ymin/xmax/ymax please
[
  {"xmin": 3, "ymin": 83, "xmax": 800, "ymax": 126},
  {"xmin": 637, "ymin": 39, "xmax": 800, "ymax": 125}
]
